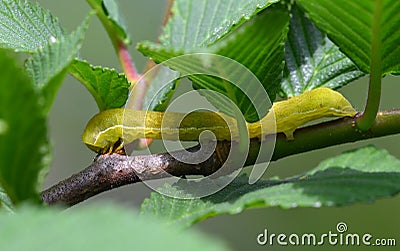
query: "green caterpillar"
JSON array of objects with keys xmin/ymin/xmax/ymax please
[{"xmin": 82, "ymin": 87, "xmax": 357, "ymax": 153}]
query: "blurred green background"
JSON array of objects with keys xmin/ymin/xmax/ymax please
[{"xmin": 39, "ymin": 0, "xmax": 400, "ymax": 250}]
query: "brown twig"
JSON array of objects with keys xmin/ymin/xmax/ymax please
[{"xmin": 41, "ymin": 109, "xmax": 400, "ymax": 207}]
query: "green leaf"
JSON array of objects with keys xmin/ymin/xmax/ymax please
[
  {"xmin": 281, "ymin": 4, "xmax": 365, "ymax": 97},
  {"xmin": 138, "ymin": 44, "xmax": 264, "ymax": 120},
  {"xmin": 0, "ymin": 205, "xmax": 229, "ymax": 251},
  {"xmin": 160, "ymin": 0, "xmax": 280, "ymax": 50},
  {"xmin": 207, "ymin": 5, "xmax": 289, "ymax": 114},
  {"xmin": 311, "ymin": 145, "xmax": 400, "ymax": 173},
  {"xmin": 141, "ymin": 65, "xmax": 180, "ymax": 111},
  {"xmin": 138, "ymin": 6, "xmax": 290, "ymax": 121},
  {"xmin": 296, "ymin": 0, "xmax": 400, "ymax": 75},
  {"xmin": 87, "ymin": 0, "xmax": 130, "ymax": 45},
  {"xmin": 0, "ymin": 50, "xmax": 49, "ymax": 204},
  {"xmin": 0, "ymin": 184, "xmax": 13, "ymax": 213},
  {"xmin": 0, "ymin": 0, "xmax": 65, "ymax": 53},
  {"xmin": 138, "ymin": 1, "xmax": 288, "ymax": 118},
  {"xmin": 69, "ymin": 59, "xmax": 130, "ymax": 111},
  {"xmin": 141, "ymin": 146, "xmax": 400, "ymax": 228},
  {"xmin": 0, "ymin": 119, "xmax": 7, "ymax": 135},
  {"xmin": 25, "ymin": 15, "xmax": 90, "ymax": 114}
]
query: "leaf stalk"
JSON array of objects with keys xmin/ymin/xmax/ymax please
[{"xmin": 357, "ymin": 0, "xmax": 383, "ymax": 131}]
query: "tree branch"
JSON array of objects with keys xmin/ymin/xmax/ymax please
[{"xmin": 41, "ymin": 109, "xmax": 400, "ymax": 207}]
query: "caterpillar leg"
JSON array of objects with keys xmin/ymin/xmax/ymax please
[
  {"xmin": 102, "ymin": 139, "xmax": 125, "ymax": 155},
  {"xmin": 283, "ymin": 130, "xmax": 295, "ymax": 140}
]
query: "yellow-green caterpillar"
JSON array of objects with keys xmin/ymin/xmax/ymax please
[{"xmin": 82, "ymin": 87, "xmax": 357, "ymax": 153}]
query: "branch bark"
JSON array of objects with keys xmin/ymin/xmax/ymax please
[{"xmin": 41, "ymin": 109, "xmax": 400, "ymax": 207}]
